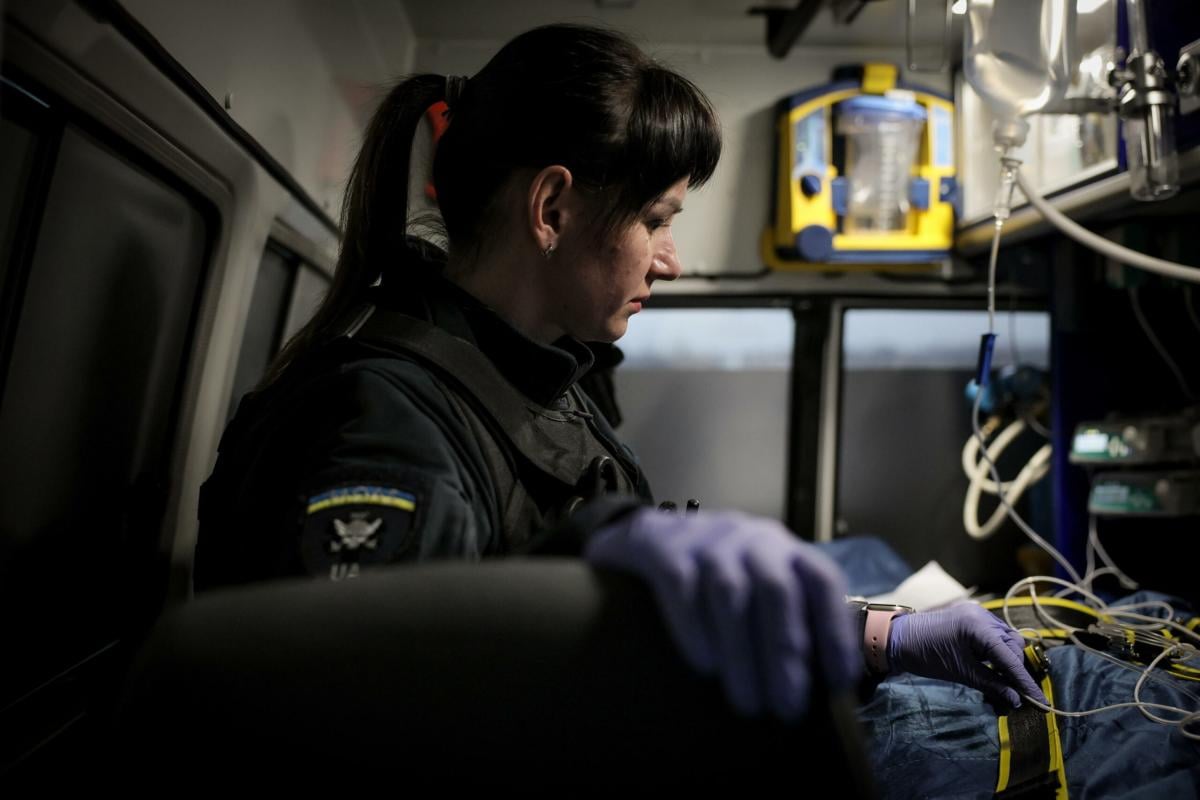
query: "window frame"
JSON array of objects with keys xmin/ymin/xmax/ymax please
[
  {"xmin": 816, "ymin": 296, "xmax": 1052, "ymax": 543},
  {"xmin": 0, "ymin": 76, "xmax": 64, "ymax": 405},
  {"xmin": 0, "ymin": 66, "xmax": 222, "ymax": 758}
]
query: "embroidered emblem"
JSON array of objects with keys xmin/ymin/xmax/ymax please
[
  {"xmin": 299, "ymin": 484, "xmax": 419, "ymax": 581},
  {"xmin": 330, "ymin": 512, "xmax": 383, "ymax": 553}
]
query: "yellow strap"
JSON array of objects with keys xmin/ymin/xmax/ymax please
[
  {"xmin": 996, "ymin": 716, "xmax": 1012, "ymax": 792},
  {"xmin": 981, "ymin": 596, "xmax": 1112, "ymax": 623},
  {"xmin": 1042, "ymin": 668, "xmax": 1069, "ymax": 800},
  {"xmin": 995, "ymin": 645, "xmax": 1069, "ymax": 798}
]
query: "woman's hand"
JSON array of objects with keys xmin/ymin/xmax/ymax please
[
  {"xmin": 584, "ymin": 508, "xmax": 861, "ymax": 721},
  {"xmin": 887, "ymin": 602, "xmax": 1049, "ymax": 708}
]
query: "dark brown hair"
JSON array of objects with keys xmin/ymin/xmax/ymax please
[{"xmin": 265, "ymin": 24, "xmax": 721, "ymax": 384}]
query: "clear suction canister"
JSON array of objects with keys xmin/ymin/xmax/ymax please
[{"xmin": 836, "ymin": 96, "xmax": 926, "ymax": 233}]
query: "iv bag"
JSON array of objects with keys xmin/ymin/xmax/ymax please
[{"xmin": 963, "ymin": 0, "xmax": 1077, "ymax": 119}]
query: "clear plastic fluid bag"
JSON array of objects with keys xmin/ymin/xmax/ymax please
[{"xmin": 963, "ymin": 0, "xmax": 1076, "ymax": 122}]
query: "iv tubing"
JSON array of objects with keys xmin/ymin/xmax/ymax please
[
  {"xmin": 962, "ymin": 415, "xmax": 1048, "ymax": 493},
  {"xmin": 1014, "ymin": 171, "xmax": 1200, "ymax": 284},
  {"xmin": 961, "ymin": 418, "xmax": 1051, "ymax": 540},
  {"xmin": 970, "ymin": 388, "xmax": 1081, "ymax": 583}
]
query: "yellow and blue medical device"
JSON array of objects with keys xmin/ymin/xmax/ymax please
[{"xmin": 765, "ymin": 63, "xmax": 957, "ymax": 268}]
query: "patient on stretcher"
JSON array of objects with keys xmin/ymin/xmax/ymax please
[{"xmin": 822, "ymin": 536, "xmax": 1200, "ymax": 800}]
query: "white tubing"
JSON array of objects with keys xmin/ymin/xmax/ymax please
[
  {"xmin": 962, "ymin": 416, "xmax": 1031, "ymax": 493},
  {"xmin": 970, "ymin": 392, "xmax": 1080, "ymax": 581},
  {"xmin": 1015, "ymin": 171, "xmax": 1200, "ymax": 284},
  {"xmin": 964, "ymin": 440, "xmax": 1052, "ymax": 540}
]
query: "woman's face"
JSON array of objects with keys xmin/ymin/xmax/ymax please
[{"xmin": 554, "ymin": 177, "xmax": 688, "ymax": 343}]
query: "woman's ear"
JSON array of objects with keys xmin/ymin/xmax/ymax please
[{"xmin": 527, "ymin": 165, "xmax": 575, "ymax": 253}]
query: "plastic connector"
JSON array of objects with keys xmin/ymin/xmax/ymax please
[{"xmin": 975, "ymin": 333, "xmax": 997, "ymax": 386}]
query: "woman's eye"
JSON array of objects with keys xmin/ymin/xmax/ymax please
[{"xmin": 646, "ymin": 218, "xmax": 668, "ymax": 231}]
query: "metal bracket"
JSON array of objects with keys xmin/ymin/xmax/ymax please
[
  {"xmin": 748, "ymin": 0, "xmax": 826, "ymax": 60},
  {"xmin": 905, "ymin": 0, "xmax": 953, "ymax": 73}
]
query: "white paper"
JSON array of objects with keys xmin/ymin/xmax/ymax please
[{"xmin": 867, "ymin": 560, "xmax": 971, "ymax": 611}]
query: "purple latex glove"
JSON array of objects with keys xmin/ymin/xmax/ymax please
[
  {"xmin": 584, "ymin": 507, "xmax": 861, "ymax": 721},
  {"xmin": 887, "ymin": 602, "xmax": 1050, "ymax": 709}
]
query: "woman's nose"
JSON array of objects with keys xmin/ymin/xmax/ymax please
[{"xmin": 651, "ymin": 238, "xmax": 683, "ymax": 281}]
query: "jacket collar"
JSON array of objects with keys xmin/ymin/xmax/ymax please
[{"xmin": 376, "ymin": 262, "xmax": 595, "ymax": 407}]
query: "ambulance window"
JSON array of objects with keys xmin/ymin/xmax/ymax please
[
  {"xmin": 227, "ymin": 243, "xmax": 296, "ymax": 418},
  {"xmin": 0, "ymin": 121, "xmax": 212, "ymax": 709},
  {"xmin": 835, "ymin": 307, "xmax": 1050, "ymax": 588},
  {"xmin": 227, "ymin": 245, "xmax": 330, "ymax": 419},
  {"xmin": 615, "ymin": 307, "xmax": 796, "ymax": 520},
  {"xmin": 280, "ymin": 263, "xmax": 329, "ymax": 344}
]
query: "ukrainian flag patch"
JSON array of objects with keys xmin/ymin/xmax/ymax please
[
  {"xmin": 306, "ymin": 486, "xmax": 417, "ymax": 515},
  {"xmin": 299, "ymin": 483, "xmax": 419, "ymax": 581}
]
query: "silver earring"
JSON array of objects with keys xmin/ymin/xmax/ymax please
[{"xmin": 542, "ymin": 244, "xmax": 555, "ymax": 259}]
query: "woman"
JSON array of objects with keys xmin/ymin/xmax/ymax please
[{"xmin": 196, "ymin": 23, "xmax": 1043, "ymax": 722}]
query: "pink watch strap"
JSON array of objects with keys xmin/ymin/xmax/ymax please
[{"xmin": 864, "ymin": 608, "xmax": 902, "ymax": 674}]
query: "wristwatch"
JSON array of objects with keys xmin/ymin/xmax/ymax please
[{"xmin": 847, "ymin": 600, "xmax": 915, "ymax": 675}]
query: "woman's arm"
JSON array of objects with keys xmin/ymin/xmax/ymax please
[{"xmin": 196, "ymin": 358, "xmax": 499, "ymax": 589}]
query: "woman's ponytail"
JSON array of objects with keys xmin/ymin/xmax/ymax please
[{"xmin": 261, "ymin": 74, "xmax": 445, "ymax": 387}]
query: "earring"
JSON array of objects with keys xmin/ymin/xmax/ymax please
[{"xmin": 542, "ymin": 243, "xmax": 555, "ymax": 259}]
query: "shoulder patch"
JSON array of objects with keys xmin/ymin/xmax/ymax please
[
  {"xmin": 306, "ymin": 486, "xmax": 416, "ymax": 514},
  {"xmin": 299, "ymin": 484, "xmax": 419, "ymax": 581}
]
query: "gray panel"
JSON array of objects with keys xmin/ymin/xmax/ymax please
[
  {"xmin": 615, "ymin": 368, "xmax": 792, "ymax": 519},
  {"xmin": 0, "ymin": 125, "xmax": 209, "ymax": 702},
  {"xmin": 615, "ymin": 308, "xmax": 794, "ymax": 520}
]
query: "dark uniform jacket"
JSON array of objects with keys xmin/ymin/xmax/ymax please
[{"xmin": 195, "ymin": 256, "xmax": 651, "ymax": 591}]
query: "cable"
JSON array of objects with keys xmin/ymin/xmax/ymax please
[
  {"xmin": 1068, "ymin": 633, "xmax": 1200, "ymax": 707},
  {"xmin": 963, "ymin": 440, "xmax": 1052, "ymax": 540},
  {"xmin": 1129, "ymin": 286, "xmax": 1197, "ymax": 401},
  {"xmin": 1107, "ymin": 611, "xmax": 1200, "ymax": 645},
  {"xmin": 1086, "ymin": 513, "xmax": 1139, "ymax": 591},
  {"xmin": 1009, "ymin": 581, "xmax": 1200, "ymax": 666},
  {"xmin": 972, "ymin": 158, "xmax": 1200, "ymax": 741},
  {"xmin": 1008, "ymin": 285, "xmax": 1022, "ymax": 367},
  {"xmin": 987, "ymin": 218, "xmax": 1001, "ymax": 334},
  {"xmin": 961, "ymin": 416, "xmax": 1033, "ymax": 493},
  {"xmin": 1109, "ymin": 598, "xmax": 1177, "ymax": 619},
  {"xmin": 1021, "ymin": 409, "xmax": 1051, "ymax": 439},
  {"xmin": 1022, "ymin": 642, "xmax": 1200, "ymax": 741},
  {"xmin": 966, "ymin": 191, "xmax": 1080, "ymax": 578},
  {"xmin": 1001, "ymin": 576, "xmax": 1200, "ymax": 739},
  {"xmin": 1186, "ymin": 286, "xmax": 1200, "ymax": 337},
  {"xmin": 1014, "ymin": 171, "xmax": 1200, "ymax": 285},
  {"xmin": 1003, "ymin": 577, "xmax": 1104, "ymax": 633},
  {"xmin": 962, "ymin": 410, "xmax": 1051, "ymax": 494},
  {"xmin": 1058, "ymin": 514, "xmax": 1140, "ymax": 596},
  {"xmin": 1003, "ymin": 576, "xmax": 1200, "ymax": 646},
  {"xmin": 970, "ymin": 389, "xmax": 1080, "ymax": 582}
]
